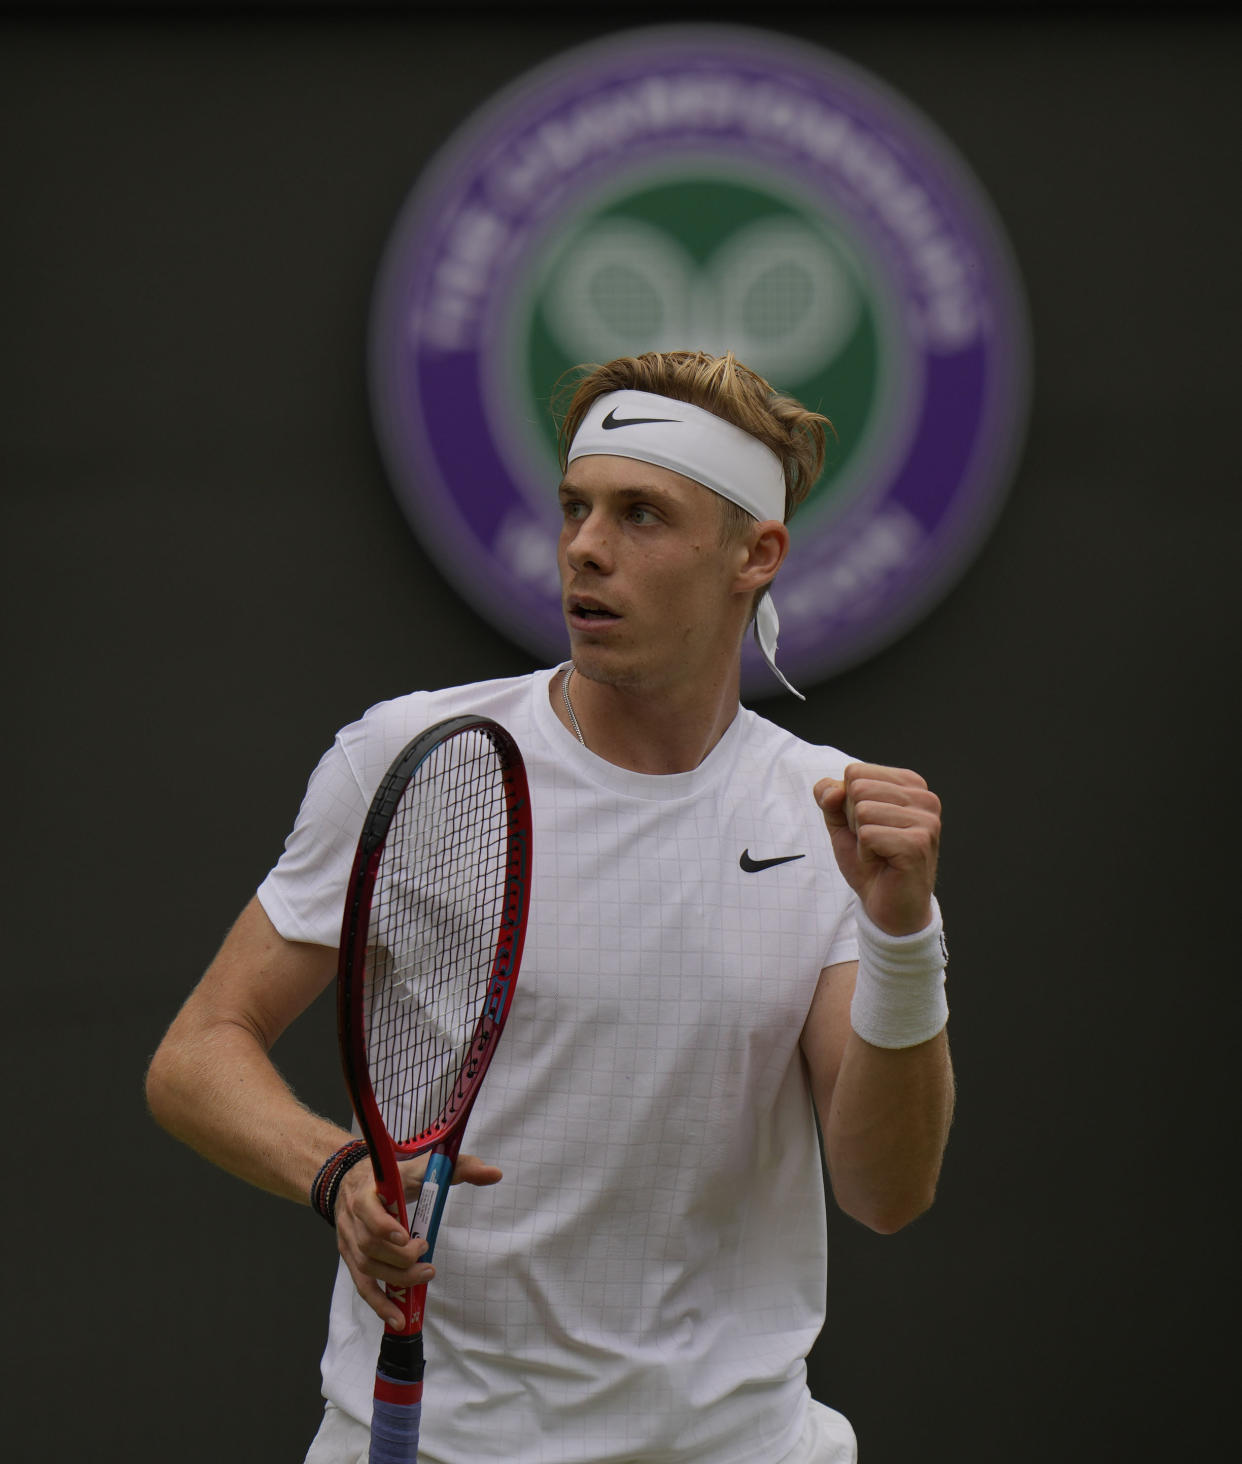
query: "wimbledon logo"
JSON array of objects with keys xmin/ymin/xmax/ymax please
[{"xmin": 370, "ymin": 25, "xmax": 1030, "ymax": 694}]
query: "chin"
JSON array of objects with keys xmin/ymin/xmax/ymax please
[{"xmin": 567, "ymin": 644, "xmax": 638, "ymax": 690}]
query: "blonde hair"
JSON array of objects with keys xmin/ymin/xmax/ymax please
[{"xmin": 555, "ymin": 350, "xmax": 832, "ymax": 532}]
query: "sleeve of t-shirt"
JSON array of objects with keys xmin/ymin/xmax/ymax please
[
  {"xmin": 801, "ymin": 741, "xmax": 860, "ymax": 972},
  {"xmin": 257, "ymin": 693, "xmax": 439, "ymax": 945},
  {"xmin": 256, "ymin": 731, "xmax": 370, "ymax": 948},
  {"xmin": 822, "ymin": 898, "xmax": 859, "ymax": 970}
]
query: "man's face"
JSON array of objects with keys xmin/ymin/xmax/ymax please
[{"xmin": 556, "ymin": 454, "xmax": 751, "ymax": 693}]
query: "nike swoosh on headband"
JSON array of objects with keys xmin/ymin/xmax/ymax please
[{"xmin": 601, "ymin": 408, "xmax": 679, "ymax": 430}]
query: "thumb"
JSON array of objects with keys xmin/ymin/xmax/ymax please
[
  {"xmin": 452, "ymin": 1152, "xmax": 503, "ymax": 1187},
  {"xmin": 814, "ymin": 777, "xmax": 850, "ymax": 831},
  {"xmin": 395, "ymin": 1152, "xmax": 503, "ymax": 1194}
]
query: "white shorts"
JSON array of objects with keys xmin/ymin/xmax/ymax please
[{"xmin": 304, "ymin": 1396, "xmax": 857, "ymax": 1464}]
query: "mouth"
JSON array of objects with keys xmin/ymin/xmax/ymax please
[{"xmin": 566, "ymin": 595, "xmax": 622, "ymax": 630}]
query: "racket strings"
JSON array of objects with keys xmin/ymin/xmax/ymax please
[{"xmin": 364, "ymin": 732, "xmax": 509, "ymax": 1144}]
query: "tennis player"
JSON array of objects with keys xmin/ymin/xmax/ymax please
[{"xmin": 147, "ymin": 350, "xmax": 954, "ymax": 1464}]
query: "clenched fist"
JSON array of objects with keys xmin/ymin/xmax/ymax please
[{"xmin": 815, "ymin": 763, "xmax": 941, "ymax": 937}]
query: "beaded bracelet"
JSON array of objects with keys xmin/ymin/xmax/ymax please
[{"xmin": 310, "ymin": 1139, "xmax": 371, "ymax": 1226}]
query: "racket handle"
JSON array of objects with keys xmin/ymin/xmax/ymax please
[{"xmin": 370, "ymin": 1331, "xmax": 425, "ymax": 1464}]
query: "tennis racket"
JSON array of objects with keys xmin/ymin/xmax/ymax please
[{"xmin": 336, "ymin": 715, "xmax": 532, "ymax": 1464}]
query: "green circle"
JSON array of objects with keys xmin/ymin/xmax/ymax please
[{"xmin": 524, "ymin": 177, "xmax": 881, "ymax": 523}]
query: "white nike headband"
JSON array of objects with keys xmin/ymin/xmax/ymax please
[{"xmin": 566, "ymin": 389, "xmax": 804, "ymax": 699}]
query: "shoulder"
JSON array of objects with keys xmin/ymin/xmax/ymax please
[
  {"xmin": 732, "ymin": 706, "xmax": 857, "ymax": 788},
  {"xmin": 334, "ymin": 671, "xmax": 542, "ymax": 800}
]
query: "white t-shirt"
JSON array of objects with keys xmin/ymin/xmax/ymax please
[{"xmin": 258, "ymin": 668, "xmax": 860, "ymax": 1464}]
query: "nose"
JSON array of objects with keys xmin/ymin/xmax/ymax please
[{"xmin": 564, "ymin": 507, "xmax": 613, "ymax": 575}]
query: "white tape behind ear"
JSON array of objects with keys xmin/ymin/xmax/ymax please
[{"xmin": 754, "ymin": 592, "xmax": 804, "ymax": 701}]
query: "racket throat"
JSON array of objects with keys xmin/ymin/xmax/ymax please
[{"xmin": 410, "ymin": 1151, "xmax": 455, "ymax": 1263}]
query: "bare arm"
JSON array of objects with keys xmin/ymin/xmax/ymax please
[
  {"xmin": 799, "ymin": 762, "xmax": 955, "ymax": 1233},
  {"xmin": 801, "ymin": 960, "xmax": 954, "ymax": 1233},
  {"xmin": 145, "ymin": 895, "xmax": 500, "ymax": 1327},
  {"xmin": 145, "ymin": 895, "xmax": 348, "ymax": 1202}
]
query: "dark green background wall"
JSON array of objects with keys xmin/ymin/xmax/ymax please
[{"xmin": 3, "ymin": 4, "xmax": 1237, "ymax": 1459}]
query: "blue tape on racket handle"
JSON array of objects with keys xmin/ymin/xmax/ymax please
[
  {"xmin": 370, "ymin": 1332, "xmax": 424, "ymax": 1463},
  {"xmin": 369, "ymin": 1396, "xmax": 421, "ymax": 1464},
  {"xmin": 410, "ymin": 1151, "xmax": 454, "ymax": 1263}
]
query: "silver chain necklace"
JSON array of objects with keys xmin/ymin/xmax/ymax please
[{"xmin": 561, "ymin": 666, "xmax": 586, "ymax": 748}]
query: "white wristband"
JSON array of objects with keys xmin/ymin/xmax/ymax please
[{"xmin": 849, "ymin": 897, "xmax": 949, "ymax": 1049}]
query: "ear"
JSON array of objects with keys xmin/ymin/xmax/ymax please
[{"xmin": 733, "ymin": 519, "xmax": 790, "ymax": 596}]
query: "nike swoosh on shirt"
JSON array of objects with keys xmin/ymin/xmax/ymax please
[
  {"xmin": 601, "ymin": 408, "xmax": 679, "ymax": 429},
  {"xmin": 739, "ymin": 849, "xmax": 806, "ymax": 873}
]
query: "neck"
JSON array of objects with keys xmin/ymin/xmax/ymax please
[{"xmin": 554, "ymin": 660, "xmax": 742, "ymax": 774}]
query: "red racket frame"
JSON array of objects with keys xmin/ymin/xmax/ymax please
[{"xmin": 336, "ymin": 715, "xmax": 531, "ymax": 1336}]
